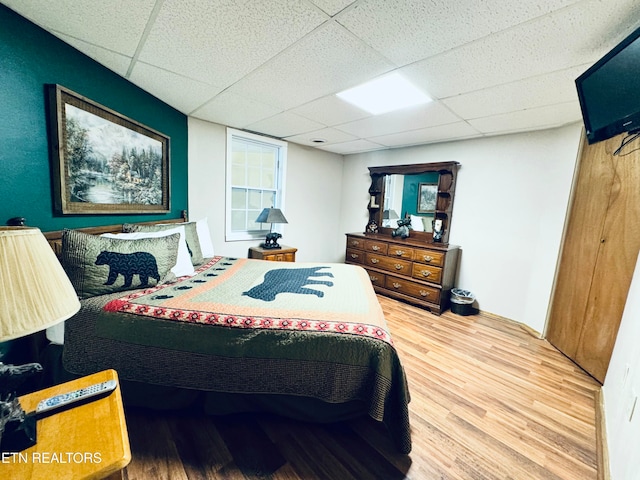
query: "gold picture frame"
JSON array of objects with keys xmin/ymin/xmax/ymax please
[{"xmin": 48, "ymin": 84, "xmax": 170, "ymax": 215}]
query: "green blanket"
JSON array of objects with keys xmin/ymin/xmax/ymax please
[{"xmin": 62, "ymin": 257, "xmax": 411, "ymax": 453}]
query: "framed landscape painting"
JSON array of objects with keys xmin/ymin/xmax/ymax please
[
  {"xmin": 417, "ymin": 182, "xmax": 437, "ymax": 214},
  {"xmin": 48, "ymin": 85, "xmax": 170, "ymax": 214}
]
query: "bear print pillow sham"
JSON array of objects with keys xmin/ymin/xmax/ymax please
[{"xmin": 61, "ymin": 229, "xmax": 180, "ymax": 299}]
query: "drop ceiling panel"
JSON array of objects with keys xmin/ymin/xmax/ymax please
[
  {"xmin": 336, "ymin": 0, "xmax": 582, "ymax": 66},
  {"xmin": 309, "ymin": 0, "xmax": 356, "ymax": 16},
  {"xmin": 290, "ymin": 95, "xmax": 371, "ymax": 126},
  {"xmin": 442, "ymin": 66, "xmax": 587, "ymax": 119},
  {"xmin": 318, "ymin": 138, "xmax": 386, "ymax": 154},
  {"xmin": 468, "ymin": 102, "xmax": 582, "ymax": 134},
  {"xmin": 402, "ymin": 0, "xmax": 640, "ymax": 99},
  {"xmin": 138, "ymin": 0, "xmax": 328, "ymax": 86},
  {"xmin": 336, "ymin": 102, "xmax": 462, "ymax": 138},
  {"xmin": 1, "ymin": 0, "xmax": 155, "ymax": 56},
  {"xmin": 372, "ymin": 122, "xmax": 482, "ymax": 147},
  {"xmin": 226, "ymin": 22, "xmax": 395, "ymax": 110},
  {"xmin": 284, "ymin": 127, "xmax": 357, "ymax": 146},
  {"xmin": 190, "ymin": 91, "xmax": 281, "ymax": 128},
  {"xmin": 245, "ymin": 112, "xmax": 325, "ymax": 138},
  {"xmin": 129, "ymin": 62, "xmax": 223, "ymax": 114},
  {"xmin": 56, "ymin": 34, "xmax": 132, "ymax": 78}
]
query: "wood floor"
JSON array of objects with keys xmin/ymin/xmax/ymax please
[{"xmin": 121, "ymin": 296, "xmax": 600, "ymax": 480}]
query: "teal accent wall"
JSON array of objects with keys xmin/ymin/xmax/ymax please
[
  {"xmin": 0, "ymin": 4, "xmax": 188, "ymax": 231},
  {"xmin": 401, "ymin": 172, "xmax": 439, "ymax": 216}
]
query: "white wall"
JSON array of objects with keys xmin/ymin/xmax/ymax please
[
  {"xmin": 340, "ymin": 124, "xmax": 583, "ymax": 333},
  {"xmin": 188, "ymin": 117, "xmax": 345, "ymax": 262},
  {"xmin": 603, "ymin": 256, "xmax": 640, "ymax": 480}
]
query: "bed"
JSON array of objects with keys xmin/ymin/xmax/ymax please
[{"xmin": 43, "ymin": 217, "xmax": 412, "ymax": 454}]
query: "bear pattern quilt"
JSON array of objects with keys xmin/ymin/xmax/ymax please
[{"xmin": 62, "ymin": 257, "xmax": 411, "ymax": 453}]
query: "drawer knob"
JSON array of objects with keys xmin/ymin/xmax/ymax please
[
  {"xmin": 420, "ymin": 270, "xmax": 431, "ymax": 277},
  {"xmin": 370, "ymin": 276, "xmax": 378, "ymax": 282},
  {"xmin": 392, "ymin": 282, "xmax": 402, "ymax": 289},
  {"xmin": 350, "ymin": 254, "xmax": 358, "ymax": 259},
  {"xmin": 394, "ymin": 264, "xmax": 404, "ymax": 270},
  {"xmin": 351, "ymin": 241, "xmax": 360, "ymax": 247},
  {"xmin": 394, "ymin": 250, "xmax": 405, "ymax": 256},
  {"xmin": 423, "ymin": 255, "xmax": 433, "ymax": 262},
  {"xmin": 370, "ymin": 258, "xmax": 379, "ymax": 264},
  {"xmin": 419, "ymin": 290, "xmax": 430, "ymax": 297},
  {"xmin": 372, "ymin": 245, "xmax": 381, "ymax": 251}
]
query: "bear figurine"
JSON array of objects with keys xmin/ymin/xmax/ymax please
[
  {"xmin": 392, "ymin": 215, "xmax": 412, "ymax": 239},
  {"xmin": 95, "ymin": 250, "xmax": 160, "ymax": 287}
]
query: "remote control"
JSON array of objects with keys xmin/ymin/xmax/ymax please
[{"xmin": 36, "ymin": 380, "xmax": 118, "ymax": 415}]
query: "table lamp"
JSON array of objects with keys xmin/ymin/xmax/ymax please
[
  {"xmin": 255, "ymin": 207, "xmax": 288, "ymax": 249},
  {"xmin": 0, "ymin": 227, "xmax": 81, "ymax": 452}
]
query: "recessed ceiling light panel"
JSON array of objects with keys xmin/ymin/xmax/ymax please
[{"xmin": 336, "ymin": 73, "xmax": 431, "ymax": 115}]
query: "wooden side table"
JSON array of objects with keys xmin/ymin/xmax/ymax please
[
  {"xmin": 249, "ymin": 245, "xmax": 297, "ymax": 262},
  {"xmin": 3, "ymin": 369, "xmax": 131, "ymax": 480}
]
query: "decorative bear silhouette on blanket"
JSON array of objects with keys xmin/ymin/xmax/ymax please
[
  {"xmin": 243, "ymin": 267, "xmax": 334, "ymax": 301},
  {"xmin": 96, "ymin": 250, "xmax": 160, "ymax": 287}
]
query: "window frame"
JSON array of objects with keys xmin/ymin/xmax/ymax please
[{"xmin": 225, "ymin": 128, "xmax": 287, "ymax": 242}]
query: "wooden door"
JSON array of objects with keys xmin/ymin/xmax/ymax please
[{"xmin": 546, "ymin": 131, "xmax": 640, "ymax": 383}]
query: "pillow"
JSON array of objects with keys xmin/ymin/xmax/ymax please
[
  {"xmin": 102, "ymin": 226, "xmax": 195, "ymax": 278},
  {"xmin": 124, "ymin": 222, "xmax": 204, "ymax": 266},
  {"xmin": 195, "ymin": 218, "xmax": 214, "ymax": 257},
  {"xmin": 61, "ymin": 229, "xmax": 180, "ymax": 299}
]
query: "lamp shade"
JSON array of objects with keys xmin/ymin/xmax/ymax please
[
  {"xmin": 0, "ymin": 227, "xmax": 80, "ymax": 342},
  {"xmin": 255, "ymin": 208, "xmax": 288, "ymax": 224}
]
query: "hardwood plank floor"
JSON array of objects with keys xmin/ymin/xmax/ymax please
[{"xmin": 122, "ymin": 295, "xmax": 600, "ymax": 480}]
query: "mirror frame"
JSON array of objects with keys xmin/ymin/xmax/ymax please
[{"xmin": 367, "ymin": 161, "xmax": 460, "ymax": 244}]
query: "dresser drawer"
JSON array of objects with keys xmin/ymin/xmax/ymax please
[
  {"xmin": 413, "ymin": 248, "xmax": 445, "ymax": 267},
  {"xmin": 365, "ymin": 270, "xmax": 386, "ymax": 287},
  {"xmin": 365, "ymin": 253, "xmax": 412, "ymax": 276},
  {"xmin": 384, "ymin": 277, "xmax": 441, "ymax": 303},
  {"xmin": 386, "ymin": 245, "xmax": 414, "ymax": 259},
  {"xmin": 346, "ymin": 248, "xmax": 365, "ymax": 264},
  {"xmin": 347, "ymin": 236, "xmax": 365, "ymax": 250},
  {"xmin": 364, "ymin": 239, "xmax": 388, "ymax": 255},
  {"xmin": 412, "ymin": 263, "xmax": 443, "ymax": 284}
]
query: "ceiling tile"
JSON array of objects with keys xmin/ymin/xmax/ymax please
[
  {"xmin": 318, "ymin": 138, "xmax": 386, "ymax": 154},
  {"xmin": 55, "ymin": 34, "xmax": 132, "ymax": 77},
  {"xmin": 129, "ymin": 62, "xmax": 223, "ymax": 114},
  {"xmin": 335, "ymin": 102, "xmax": 462, "ymax": 137},
  {"xmin": 190, "ymin": 91, "xmax": 282, "ymax": 129},
  {"xmin": 402, "ymin": 0, "xmax": 640, "ymax": 98},
  {"xmin": 337, "ymin": 0, "xmax": 582, "ymax": 66},
  {"xmin": 284, "ymin": 127, "xmax": 357, "ymax": 146},
  {"xmin": 309, "ymin": 0, "xmax": 356, "ymax": 16},
  {"xmin": 468, "ymin": 102, "xmax": 582, "ymax": 134},
  {"xmin": 442, "ymin": 65, "xmax": 588, "ymax": 119},
  {"xmin": 1, "ymin": 0, "xmax": 156, "ymax": 56},
  {"xmin": 227, "ymin": 22, "xmax": 395, "ymax": 110},
  {"xmin": 138, "ymin": 0, "xmax": 328, "ymax": 86},
  {"xmin": 245, "ymin": 112, "xmax": 326, "ymax": 138},
  {"xmin": 371, "ymin": 122, "xmax": 482, "ymax": 147},
  {"xmin": 289, "ymin": 94, "xmax": 371, "ymax": 126}
]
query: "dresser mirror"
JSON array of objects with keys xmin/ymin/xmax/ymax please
[{"xmin": 367, "ymin": 162, "xmax": 460, "ymax": 244}]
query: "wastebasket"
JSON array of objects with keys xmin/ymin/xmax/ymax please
[{"xmin": 450, "ymin": 288, "xmax": 476, "ymax": 315}]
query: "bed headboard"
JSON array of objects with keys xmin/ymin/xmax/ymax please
[{"xmin": 43, "ymin": 210, "xmax": 188, "ymax": 257}]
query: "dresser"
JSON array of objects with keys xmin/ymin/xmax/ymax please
[{"xmin": 345, "ymin": 233, "xmax": 459, "ymax": 315}]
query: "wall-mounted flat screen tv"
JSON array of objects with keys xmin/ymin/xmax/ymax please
[{"xmin": 576, "ymin": 26, "xmax": 640, "ymax": 144}]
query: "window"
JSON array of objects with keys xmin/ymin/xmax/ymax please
[{"xmin": 226, "ymin": 128, "xmax": 287, "ymax": 241}]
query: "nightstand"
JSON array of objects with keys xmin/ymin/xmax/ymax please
[
  {"xmin": 3, "ymin": 369, "xmax": 131, "ymax": 480},
  {"xmin": 249, "ymin": 245, "xmax": 297, "ymax": 262}
]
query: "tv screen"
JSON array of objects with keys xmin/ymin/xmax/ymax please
[{"xmin": 576, "ymin": 26, "xmax": 640, "ymax": 144}]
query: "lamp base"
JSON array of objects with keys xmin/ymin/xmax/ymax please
[{"xmin": 0, "ymin": 413, "xmax": 37, "ymax": 453}]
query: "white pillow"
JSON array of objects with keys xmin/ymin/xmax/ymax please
[
  {"xmin": 195, "ymin": 218, "xmax": 215, "ymax": 257},
  {"xmin": 410, "ymin": 215, "xmax": 424, "ymax": 231},
  {"xmin": 102, "ymin": 226, "xmax": 195, "ymax": 277}
]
